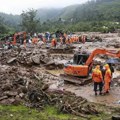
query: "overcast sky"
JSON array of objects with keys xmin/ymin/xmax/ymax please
[{"xmin": 0, "ymin": 0, "xmax": 88, "ymax": 15}]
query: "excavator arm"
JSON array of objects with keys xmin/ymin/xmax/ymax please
[
  {"xmin": 85, "ymin": 49, "xmax": 120, "ymax": 66},
  {"xmin": 62, "ymin": 48, "xmax": 120, "ymax": 85}
]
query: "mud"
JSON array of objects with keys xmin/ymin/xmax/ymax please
[{"xmin": 0, "ymin": 32, "xmax": 120, "ymax": 117}]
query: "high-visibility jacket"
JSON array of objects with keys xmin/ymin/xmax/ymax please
[
  {"xmin": 65, "ymin": 38, "xmax": 69, "ymax": 44},
  {"xmin": 51, "ymin": 39, "xmax": 57, "ymax": 47},
  {"xmin": 76, "ymin": 36, "xmax": 79, "ymax": 42},
  {"xmin": 70, "ymin": 38, "xmax": 73, "ymax": 44},
  {"xmin": 104, "ymin": 69, "xmax": 111, "ymax": 82},
  {"xmin": 60, "ymin": 37, "xmax": 63, "ymax": 44},
  {"xmin": 92, "ymin": 66, "xmax": 102, "ymax": 82},
  {"xmin": 104, "ymin": 64, "xmax": 111, "ymax": 91}
]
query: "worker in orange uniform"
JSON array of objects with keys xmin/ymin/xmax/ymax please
[
  {"xmin": 81, "ymin": 35, "xmax": 86, "ymax": 44},
  {"xmin": 60, "ymin": 36, "xmax": 63, "ymax": 44},
  {"xmin": 92, "ymin": 65, "xmax": 103, "ymax": 95},
  {"xmin": 70, "ymin": 37, "xmax": 73, "ymax": 44},
  {"xmin": 104, "ymin": 64, "xmax": 112, "ymax": 94},
  {"xmin": 51, "ymin": 38, "xmax": 57, "ymax": 47},
  {"xmin": 23, "ymin": 39, "xmax": 26, "ymax": 49},
  {"xmin": 65, "ymin": 38, "xmax": 69, "ymax": 45},
  {"xmin": 32, "ymin": 37, "xmax": 38, "ymax": 44}
]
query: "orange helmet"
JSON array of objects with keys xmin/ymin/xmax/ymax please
[{"xmin": 104, "ymin": 64, "xmax": 109, "ymax": 69}]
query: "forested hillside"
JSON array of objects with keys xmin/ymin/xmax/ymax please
[{"xmin": 0, "ymin": 0, "xmax": 120, "ymax": 33}]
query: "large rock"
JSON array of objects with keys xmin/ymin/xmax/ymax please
[
  {"xmin": 7, "ymin": 58, "xmax": 16, "ymax": 64},
  {"xmin": 31, "ymin": 55, "xmax": 40, "ymax": 64},
  {"xmin": 4, "ymin": 91, "xmax": 18, "ymax": 97},
  {"xmin": 45, "ymin": 61, "xmax": 64, "ymax": 70}
]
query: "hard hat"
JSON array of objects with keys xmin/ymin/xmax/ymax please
[{"xmin": 104, "ymin": 64, "xmax": 109, "ymax": 69}]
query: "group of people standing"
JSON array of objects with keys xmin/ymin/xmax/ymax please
[{"xmin": 92, "ymin": 63, "xmax": 114, "ymax": 95}]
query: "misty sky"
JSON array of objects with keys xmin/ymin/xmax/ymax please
[{"xmin": 0, "ymin": 0, "xmax": 88, "ymax": 15}]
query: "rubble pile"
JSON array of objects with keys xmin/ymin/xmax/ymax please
[
  {"xmin": 112, "ymin": 76, "xmax": 120, "ymax": 87},
  {"xmin": 0, "ymin": 65, "xmax": 33, "ymax": 105},
  {"xmin": 106, "ymin": 40, "xmax": 120, "ymax": 48},
  {"xmin": 0, "ymin": 32, "xmax": 120, "ymax": 117},
  {"xmin": 0, "ymin": 48, "xmax": 64, "ymax": 69},
  {"xmin": 48, "ymin": 45, "xmax": 75, "ymax": 54},
  {"xmin": 115, "ymin": 64, "xmax": 120, "ymax": 71},
  {"xmin": 0, "ymin": 64, "xmax": 99, "ymax": 117},
  {"xmin": 27, "ymin": 87, "xmax": 99, "ymax": 117}
]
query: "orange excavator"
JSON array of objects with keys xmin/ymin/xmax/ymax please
[{"xmin": 60, "ymin": 48, "xmax": 120, "ymax": 85}]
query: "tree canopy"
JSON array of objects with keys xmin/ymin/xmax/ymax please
[{"xmin": 20, "ymin": 9, "xmax": 40, "ymax": 32}]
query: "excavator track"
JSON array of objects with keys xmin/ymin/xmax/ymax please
[{"xmin": 59, "ymin": 74, "xmax": 92, "ymax": 85}]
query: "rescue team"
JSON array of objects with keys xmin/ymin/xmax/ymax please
[
  {"xmin": 92, "ymin": 64, "xmax": 113, "ymax": 96},
  {"xmin": 23, "ymin": 34, "xmax": 87, "ymax": 48}
]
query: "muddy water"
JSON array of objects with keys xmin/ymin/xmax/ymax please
[
  {"xmin": 64, "ymin": 69, "xmax": 120, "ymax": 107},
  {"xmin": 64, "ymin": 84, "xmax": 120, "ymax": 107},
  {"xmin": 48, "ymin": 77, "xmax": 120, "ymax": 107}
]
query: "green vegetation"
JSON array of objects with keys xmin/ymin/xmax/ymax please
[
  {"xmin": 0, "ymin": 105, "xmax": 82, "ymax": 120},
  {"xmin": 20, "ymin": 9, "xmax": 40, "ymax": 32},
  {"xmin": 0, "ymin": 105, "xmax": 116, "ymax": 120},
  {"xmin": 0, "ymin": 0, "xmax": 120, "ymax": 33}
]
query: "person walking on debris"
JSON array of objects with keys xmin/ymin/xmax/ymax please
[
  {"xmin": 51, "ymin": 38, "xmax": 57, "ymax": 47},
  {"xmin": 107, "ymin": 63, "xmax": 114, "ymax": 89},
  {"xmin": 107, "ymin": 63, "xmax": 114, "ymax": 77},
  {"xmin": 103, "ymin": 64, "xmax": 112, "ymax": 94},
  {"xmin": 92, "ymin": 65, "xmax": 103, "ymax": 95}
]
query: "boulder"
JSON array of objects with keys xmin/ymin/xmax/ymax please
[
  {"xmin": 31, "ymin": 55, "xmax": 40, "ymax": 64},
  {"xmin": 7, "ymin": 58, "xmax": 16, "ymax": 64}
]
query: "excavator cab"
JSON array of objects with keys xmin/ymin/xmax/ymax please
[
  {"xmin": 64, "ymin": 52, "xmax": 90, "ymax": 77},
  {"xmin": 73, "ymin": 53, "xmax": 89, "ymax": 65}
]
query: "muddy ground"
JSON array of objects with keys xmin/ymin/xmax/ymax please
[{"xmin": 0, "ymin": 32, "xmax": 120, "ymax": 118}]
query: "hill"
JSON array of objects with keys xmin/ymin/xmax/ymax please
[
  {"xmin": 37, "ymin": 8, "xmax": 61, "ymax": 22},
  {"xmin": 0, "ymin": 0, "xmax": 120, "ymax": 33},
  {"xmin": 55, "ymin": 0, "xmax": 120, "ymax": 22}
]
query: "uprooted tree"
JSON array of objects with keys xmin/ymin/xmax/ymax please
[{"xmin": 20, "ymin": 9, "xmax": 40, "ymax": 32}]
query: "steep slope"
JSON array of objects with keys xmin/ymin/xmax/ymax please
[
  {"xmin": 61, "ymin": 0, "xmax": 120, "ymax": 22},
  {"xmin": 0, "ymin": 12, "xmax": 21, "ymax": 27},
  {"xmin": 37, "ymin": 8, "xmax": 61, "ymax": 22},
  {"xmin": 0, "ymin": 0, "xmax": 120, "ymax": 23},
  {"xmin": 57, "ymin": 4, "xmax": 80, "ymax": 20}
]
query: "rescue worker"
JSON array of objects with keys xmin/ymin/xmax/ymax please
[
  {"xmin": 104, "ymin": 64, "xmax": 112, "ymax": 94},
  {"xmin": 92, "ymin": 65, "xmax": 103, "ymax": 95},
  {"xmin": 107, "ymin": 63, "xmax": 114, "ymax": 89},
  {"xmin": 23, "ymin": 39, "xmax": 26, "ymax": 49},
  {"xmin": 60, "ymin": 36, "xmax": 63, "ymax": 44},
  {"xmin": 81, "ymin": 35, "xmax": 86, "ymax": 44},
  {"xmin": 42, "ymin": 37, "xmax": 46, "ymax": 44},
  {"xmin": 51, "ymin": 38, "xmax": 57, "ymax": 47}
]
